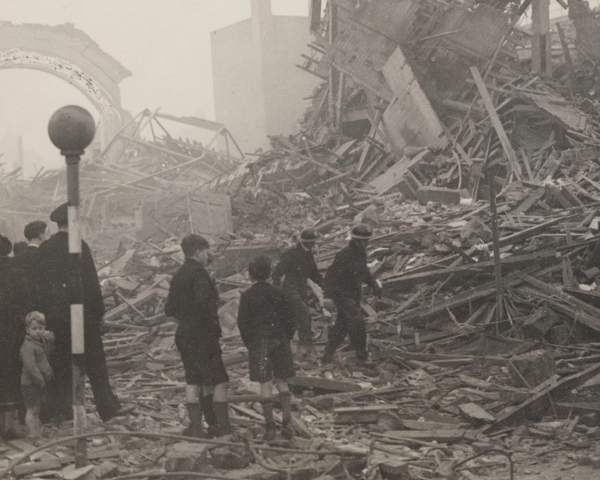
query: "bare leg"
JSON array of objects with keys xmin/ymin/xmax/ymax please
[
  {"xmin": 275, "ymin": 378, "xmax": 293, "ymax": 439},
  {"xmin": 185, "ymin": 384, "xmax": 205, "ymax": 438},
  {"xmin": 25, "ymin": 408, "xmax": 39, "ymax": 438},
  {"xmin": 260, "ymin": 380, "xmax": 276, "ymax": 440}
]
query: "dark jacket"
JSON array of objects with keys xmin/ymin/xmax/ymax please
[
  {"xmin": 323, "ymin": 239, "xmax": 377, "ymax": 301},
  {"xmin": 20, "ymin": 334, "xmax": 54, "ymax": 386},
  {"xmin": 0, "ymin": 256, "xmax": 28, "ymax": 407},
  {"xmin": 272, "ymin": 243, "xmax": 323, "ymax": 297},
  {"xmin": 237, "ymin": 281, "xmax": 295, "ymax": 347},
  {"xmin": 164, "ymin": 258, "xmax": 221, "ymax": 341},
  {"xmin": 11, "ymin": 245, "xmax": 41, "ymax": 310},
  {"xmin": 36, "ymin": 232, "xmax": 105, "ymax": 332}
]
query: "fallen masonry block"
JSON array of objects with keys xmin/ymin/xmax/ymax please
[
  {"xmin": 379, "ymin": 459, "xmax": 411, "ymax": 480},
  {"xmin": 210, "ymin": 447, "xmax": 252, "ymax": 470},
  {"xmin": 58, "ymin": 465, "xmax": 96, "ymax": 480},
  {"xmin": 509, "ymin": 351, "xmax": 555, "ymax": 389},
  {"xmin": 165, "ymin": 442, "xmax": 209, "ymax": 472},
  {"xmin": 417, "ymin": 186, "xmax": 470, "ymax": 205},
  {"xmin": 95, "ymin": 461, "xmax": 119, "ymax": 479},
  {"xmin": 14, "ymin": 458, "xmax": 63, "ymax": 476},
  {"xmin": 287, "ymin": 376, "xmax": 362, "ymax": 394},
  {"xmin": 458, "ymin": 403, "xmax": 495, "ymax": 425}
]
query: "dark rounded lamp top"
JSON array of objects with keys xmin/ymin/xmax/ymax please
[{"xmin": 48, "ymin": 105, "xmax": 96, "ymax": 151}]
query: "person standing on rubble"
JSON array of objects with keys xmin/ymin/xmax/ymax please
[
  {"xmin": 238, "ymin": 256, "xmax": 296, "ymax": 441},
  {"xmin": 36, "ymin": 203, "xmax": 127, "ymax": 423},
  {"xmin": 11, "ymin": 221, "xmax": 48, "ymax": 310},
  {"xmin": 272, "ymin": 228, "xmax": 323, "ymax": 352},
  {"xmin": 0, "ymin": 234, "xmax": 28, "ymax": 439},
  {"xmin": 165, "ymin": 234, "xmax": 232, "ymax": 438},
  {"xmin": 321, "ymin": 224, "xmax": 382, "ymax": 366}
]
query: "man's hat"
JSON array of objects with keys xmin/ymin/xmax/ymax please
[
  {"xmin": 351, "ymin": 224, "xmax": 373, "ymax": 240},
  {"xmin": 300, "ymin": 228, "xmax": 318, "ymax": 242},
  {"xmin": 0, "ymin": 234, "xmax": 12, "ymax": 256},
  {"xmin": 50, "ymin": 203, "xmax": 69, "ymax": 225}
]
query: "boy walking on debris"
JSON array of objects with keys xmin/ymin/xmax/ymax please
[
  {"xmin": 238, "ymin": 256, "xmax": 296, "ymax": 440},
  {"xmin": 322, "ymin": 224, "xmax": 383, "ymax": 366},
  {"xmin": 20, "ymin": 311, "xmax": 54, "ymax": 438},
  {"xmin": 272, "ymin": 228, "xmax": 323, "ymax": 351},
  {"xmin": 165, "ymin": 234, "xmax": 231, "ymax": 438}
]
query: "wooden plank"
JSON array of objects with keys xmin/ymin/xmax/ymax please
[
  {"xmin": 522, "ymin": 275, "xmax": 600, "ymax": 331},
  {"xmin": 378, "ymin": 430, "xmax": 474, "ymax": 443},
  {"xmin": 492, "ymin": 363, "xmax": 600, "ymax": 428},
  {"xmin": 470, "ymin": 66, "xmax": 522, "ymax": 181},
  {"xmin": 104, "ymin": 288, "xmax": 158, "ymax": 322},
  {"xmin": 369, "ymin": 150, "xmax": 429, "ymax": 195},
  {"xmin": 287, "ymin": 376, "xmax": 362, "ymax": 393},
  {"xmin": 395, "ymin": 267, "xmax": 536, "ymax": 326},
  {"xmin": 382, "ymin": 250, "xmax": 557, "ymax": 289},
  {"xmin": 513, "ymin": 187, "xmax": 545, "ymax": 214}
]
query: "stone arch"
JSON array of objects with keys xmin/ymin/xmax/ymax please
[{"xmin": 0, "ymin": 22, "xmax": 132, "ymax": 146}]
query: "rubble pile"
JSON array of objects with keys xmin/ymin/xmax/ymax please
[{"xmin": 8, "ymin": 0, "xmax": 600, "ymax": 479}]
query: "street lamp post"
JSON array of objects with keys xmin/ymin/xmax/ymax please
[{"xmin": 48, "ymin": 105, "xmax": 96, "ymax": 468}]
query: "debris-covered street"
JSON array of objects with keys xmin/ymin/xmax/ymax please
[{"xmin": 4, "ymin": 0, "xmax": 600, "ymax": 479}]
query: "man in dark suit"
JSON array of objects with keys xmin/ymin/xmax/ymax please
[
  {"xmin": 11, "ymin": 221, "xmax": 48, "ymax": 310},
  {"xmin": 37, "ymin": 203, "xmax": 126, "ymax": 422},
  {"xmin": 322, "ymin": 224, "xmax": 383, "ymax": 366}
]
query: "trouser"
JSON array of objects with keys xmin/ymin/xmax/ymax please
[
  {"xmin": 44, "ymin": 325, "xmax": 120, "ymax": 422},
  {"xmin": 286, "ymin": 289, "xmax": 313, "ymax": 346},
  {"xmin": 324, "ymin": 296, "xmax": 367, "ymax": 360}
]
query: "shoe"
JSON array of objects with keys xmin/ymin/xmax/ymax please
[
  {"xmin": 322, "ymin": 352, "xmax": 334, "ymax": 365},
  {"xmin": 0, "ymin": 428, "xmax": 22, "ymax": 440},
  {"xmin": 99, "ymin": 405, "xmax": 134, "ymax": 422},
  {"xmin": 213, "ymin": 402, "xmax": 232, "ymax": 436},
  {"xmin": 281, "ymin": 421, "xmax": 294, "ymax": 440},
  {"xmin": 264, "ymin": 422, "xmax": 276, "ymax": 441}
]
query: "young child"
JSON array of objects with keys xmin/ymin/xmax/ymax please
[
  {"xmin": 20, "ymin": 311, "xmax": 54, "ymax": 438},
  {"xmin": 164, "ymin": 234, "xmax": 231, "ymax": 438},
  {"xmin": 237, "ymin": 256, "xmax": 296, "ymax": 440}
]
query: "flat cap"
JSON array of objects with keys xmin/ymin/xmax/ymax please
[{"xmin": 50, "ymin": 202, "xmax": 69, "ymax": 225}]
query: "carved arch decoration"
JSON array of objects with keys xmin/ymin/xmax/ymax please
[{"xmin": 0, "ymin": 22, "xmax": 132, "ymax": 145}]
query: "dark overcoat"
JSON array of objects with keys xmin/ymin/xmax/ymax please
[{"xmin": 0, "ymin": 256, "xmax": 27, "ymax": 411}]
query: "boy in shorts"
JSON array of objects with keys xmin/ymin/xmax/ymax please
[
  {"xmin": 237, "ymin": 256, "xmax": 296, "ymax": 440},
  {"xmin": 165, "ymin": 234, "xmax": 231, "ymax": 438},
  {"xmin": 20, "ymin": 311, "xmax": 54, "ymax": 438}
]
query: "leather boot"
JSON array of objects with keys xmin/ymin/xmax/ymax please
[
  {"xmin": 262, "ymin": 400, "xmax": 276, "ymax": 441},
  {"xmin": 321, "ymin": 345, "xmax": 335, "ymax": 365},
  {"xmin": 213, "ymin": 402, "xmax": 232, "ymax": 436},
  {"xmin": 185, "ymin": 403, "xmax": 206, "ymax": 438},
  {"xmin": 279, "ymin": 392, "xmax": 294, "ymax": 440},
  {"xmin": 201, "ymin": 395, "xmax": 218, "ymax": 438}
]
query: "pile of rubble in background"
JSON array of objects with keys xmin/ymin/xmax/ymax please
[{"xmin": 8, "ymin": 0, "xmax": 600, "ymax": 478}]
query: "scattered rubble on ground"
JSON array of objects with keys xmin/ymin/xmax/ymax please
[{"xmin": 7, "ymin": 0, "xmax": 600, "ymax": 479}]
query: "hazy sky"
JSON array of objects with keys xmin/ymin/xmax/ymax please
[{"xmin": 0, "ymin": 0, "xmax": 309, "ymax": 173}]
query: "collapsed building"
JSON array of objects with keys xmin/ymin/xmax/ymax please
[{"xmin": 7, "ymin": 0, "xmax": 600, "ymax": 479}]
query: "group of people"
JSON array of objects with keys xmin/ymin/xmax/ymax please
[
  {"xmin": 0, "ymin": 204, "xmax": 381, "ymax": 441},
  {"xmin": 165, "ymin": 223, "xmax": 383, "ymax": 440},
  {"xmin": 0, "ymin": 203, "xmax": 127, "ymax": 440}
]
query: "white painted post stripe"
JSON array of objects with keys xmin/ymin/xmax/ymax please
[
  {"xmin": 68, "ymin": 206, "xmax": 81, "ymax": 254},
  {"xmin": 71, "ymin": 304, "xmax": 85, "ymax": 354}
]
